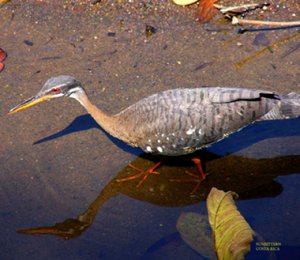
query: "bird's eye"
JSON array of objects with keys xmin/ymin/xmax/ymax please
[{"xmin": 51, "ymin": 87, "xmax": 61, "ymax": 94}]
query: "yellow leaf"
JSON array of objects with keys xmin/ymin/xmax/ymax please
[
  {"xmin": 173, "ymin": 0, "xmax": 198, "ymax": 5},
  {"xmin": 207, "ymin": 187, "xmax": 255, "ymax": 260},
  {"xmin": 0, "ymin": 0, "xmax": 11, "ymax": 7}
]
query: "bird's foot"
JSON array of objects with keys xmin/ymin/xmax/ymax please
[
  {"xmin": 116, "ymin": 161, "xmax": 162, "ymax": 187},
  {"xmin": 170, "ymin": 158, "xmax": 208, "ymax": 194}
]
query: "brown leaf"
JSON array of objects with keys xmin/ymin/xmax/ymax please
[{"xmin": 196, "ymin": 0, "xmax": 217, "ymax": 23}]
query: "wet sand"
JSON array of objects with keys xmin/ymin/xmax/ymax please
[{"xmin": 1, "ymin": 1, "xmax": 300, "ymax": 259}]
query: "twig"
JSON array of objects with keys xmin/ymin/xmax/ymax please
[
  {"xmin": 235, "ymin": 32, "xmax": 300, "ymax": 68},
  {"xmin": 214, "ymin": 3, "xmax": 269, "ymax": 14},
  {"xmin": 232, "ymin": 17, "xmax": 300, "ymax": 27}
]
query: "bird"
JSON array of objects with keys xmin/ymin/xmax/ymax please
[{"xmin": 9, "ymin": 75, "xmax": 300, "ymax": 192}]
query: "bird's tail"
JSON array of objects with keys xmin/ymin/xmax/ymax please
[
  {"xmin": 260, "ymin": 92, "xmax": 300, "ymax": 120},
  {"xmin": 280, "ymin": 92, "xmax": 300, "ymax": 119}
]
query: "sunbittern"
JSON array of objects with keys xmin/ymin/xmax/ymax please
[{"xmin": 9, "ymin": 76, "xmax": 300, "ymax": 191}]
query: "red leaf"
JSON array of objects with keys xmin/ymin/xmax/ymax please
[
  {"xmin": 196, "ymin": 0, "xmax": 217, "ymax": 23},
  {"xmin": 0, "ymin": 48, "xmax": 6, "ymax": 62}
]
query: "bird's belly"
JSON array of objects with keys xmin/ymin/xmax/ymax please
[
  {"xmin": 138, "ymin": 133, "xmax": 213, "ymax": 156},
  {"xmin": 142, "ymin": 144, "xmax": 197, "ymax": 156},
  {"xmin": 136, "ymin": 121, "xmax": 242, "ymax": 156}
]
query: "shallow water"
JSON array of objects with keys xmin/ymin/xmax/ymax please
[
  {"xmin": 2, "ymin": 118, "xmax": 300, "ymax": 259},
  {"xmin": 1, "ymin": 1, "xmax": 300, "ymax": 259}
]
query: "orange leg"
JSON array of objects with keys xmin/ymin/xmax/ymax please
[
  {"xmin": 170, "ymin": 158, "xmax": 208, "ymax": 194},
  {"xmin": 116, "ymin": 161, "xmax": 162, "ymax": 187}
]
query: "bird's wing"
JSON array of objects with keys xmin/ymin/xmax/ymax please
[
  {"xmin": 119, "ymin": 88, "xmax": 280, "ymax": 153},
  {"xmin": 206, "ymin": 87, "xmax": 280, "ymax": 104},
  {"xmin": 138, "ymin": 89, "xmax": 278, "ymax": 149}
]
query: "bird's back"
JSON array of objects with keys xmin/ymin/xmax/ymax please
[{"xmin": 114, "ymin": 87, "xmax": 283, "ymax": 155}]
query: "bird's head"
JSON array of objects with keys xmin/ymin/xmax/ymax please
[{"xmin": 9, "ymin": 75, "xmax": 85, "ymax": 114}]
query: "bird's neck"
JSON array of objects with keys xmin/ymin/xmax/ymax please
[{"xmin": 75, "ymin": 91, "xmax": 127, "ymax": 142}]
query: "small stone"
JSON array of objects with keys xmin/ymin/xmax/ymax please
[
  {"xmin": 24, "ymin": 40, "xmax": 34, "ymax": 46},
  {"xmin": 145, "ymin": 24, "xmax": 156, "ymax": 37},
  {"xmin": 107, "ymin": 32, "xmax": 116, "ymax": 37}
]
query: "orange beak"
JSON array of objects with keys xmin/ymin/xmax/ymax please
[{"xmin": 8, "ymin": 95, "xmax": 52, "ymax": 114}]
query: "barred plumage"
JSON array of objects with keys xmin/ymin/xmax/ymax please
[{"xmin": 116, "ymin": 87, "xmax": 299, "ymax": 155}]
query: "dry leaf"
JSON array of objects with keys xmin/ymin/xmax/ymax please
[
  {"xmin": 0, "ymin": 0, "xmax": 10, "ymax": 7},
  {"xmin": 207, "ymin": 187, "xmax": 255, "ymax": 260},
  {"xmin": 196, "ymin": 0, "xmax": 217, "ymax": 23}
]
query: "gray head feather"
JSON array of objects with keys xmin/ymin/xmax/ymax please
[{"xmin": 39, "ymin": 75, "xmax": 83, "ymax": 96}]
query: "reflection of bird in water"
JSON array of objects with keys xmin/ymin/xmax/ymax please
[
  {"xmin": 16, "ymin": 154, "xmax": 300, "ymax": 239},
  {"xmin": 9, "ymin": 76, "xmax": 300, "ymax": 191}
]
